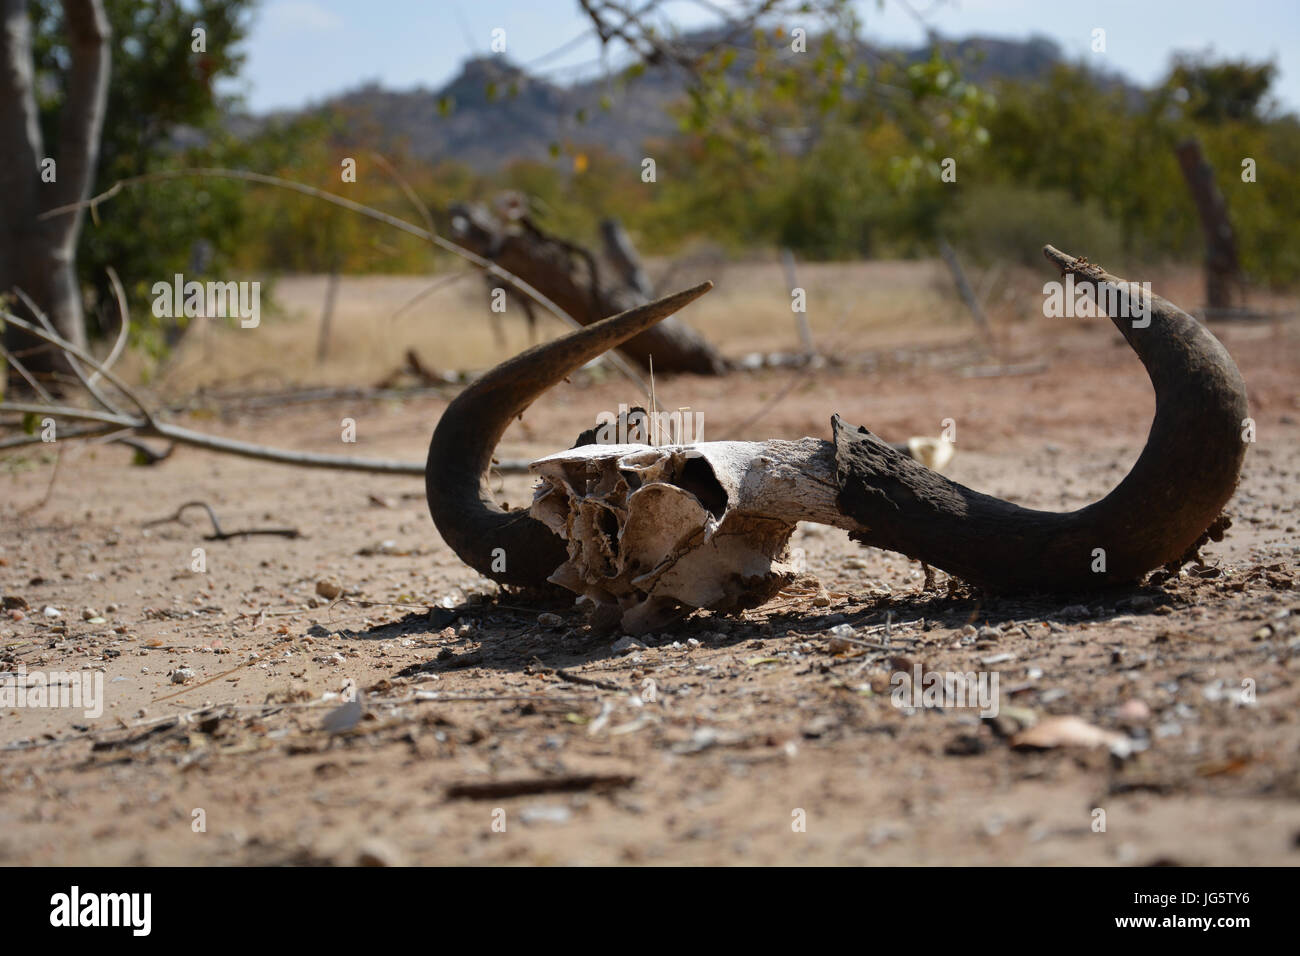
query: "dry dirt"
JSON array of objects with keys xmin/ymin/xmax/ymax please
[{"xmin": 2, "ymin": 260, "xmax": 1298, "ymax": 866}]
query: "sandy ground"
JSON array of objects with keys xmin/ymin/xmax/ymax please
[{"xmin": 2, "ymin": 260, "xmax": 1298, "ymax": 865}]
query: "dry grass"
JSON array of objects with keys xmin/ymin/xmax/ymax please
[{"xmin": 146, "ymin": 258, "xmax": 997, "ymax": 395}]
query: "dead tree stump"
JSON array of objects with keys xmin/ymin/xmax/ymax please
[{"xmin": 447, "ymin": 200, "xmax": 728, "ymax": 375}]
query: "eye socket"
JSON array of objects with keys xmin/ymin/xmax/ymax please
[{"xmin": 676, "ymin": 456, "xmax": 727, "ymax": 520}]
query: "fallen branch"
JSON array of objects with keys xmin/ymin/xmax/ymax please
[
  {"xmin": 552, "ymin": 668, "xmax": 625, "ymax": 692},
  {"xmin": 112, "ymin": 436, "xmax": 174, "ymax": 464},
  {"xmin": 0, "ymin": 422, "xmax": 119, "ymax": 449},
  {"xmin": 143, "ymin": 500, "xmax": 301, "ymax": 540},
  {"xmin": 0, "ymin": 308, "xmax": 535, "ymax": 474},
  {"xmin": 445, "ymin": 773, "xmax": 637, "ymax": 800}
]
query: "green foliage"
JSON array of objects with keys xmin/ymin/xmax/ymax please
[
  {"xmin": 1168, "ymin": 55, "xmax": 1278, "ymax": 123},
  {"xmin": 215, "ymin": 45, "xmax": 1300, "ymax": 290},
  {"xmin": 939, "ymin": 184, "xmax": 1124, "ymax": 269},
  {"xmin": 43, "ymin": 0, "xmax": 1300, "ymax": 348},
  {"xmin": 969, "ymin": 55, "xmax": 1300, "ymax": 285}
]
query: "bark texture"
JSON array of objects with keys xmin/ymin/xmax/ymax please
[
  {"xmin": 0, "ymin": 0, "xmax": 111, "ymax": 381},
  {"xmin": 447, "ymin": 200, "xmax": 728, "ymax": 375}
]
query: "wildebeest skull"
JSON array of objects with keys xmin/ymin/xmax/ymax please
[{"xmin": 425, "ymin": 247, "xmax": 1248, "ymax": 630}]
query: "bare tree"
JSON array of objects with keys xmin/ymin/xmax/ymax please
[
  {"xmin": 1175, "ymin": 137, "xmax": 1244, "ymax": 313},
  {"xmin": 0, "ymin": 0, "xmax": 110, "ymax": 384}
]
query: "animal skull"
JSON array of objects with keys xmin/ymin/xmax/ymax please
[
  {"xmin": 530, "ymin": 439, "xmax": 846, "ymax": 632},
  {"xmin": 425, "ymin": 247, "xmax": 1248, "ymax": 627}
]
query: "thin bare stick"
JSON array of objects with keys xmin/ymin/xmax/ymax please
[
  {"xmin": 152, "ymin": 657, "xmax": 259, "ymax": 703},
  {"xmin": 648, "ymin": 354, "xmax": 658, "ymax": 445},
  {"xmin": 108, "ymin": 436, "xmax": 174, "ymax": 463},
  {"xmin": 94, "ymin": 266, "xmax": 131, "ymax": 385},
  {"xmin": 12, "ymin": 287, "xmax": 124, "ymax": 416},
  {"xmin": 144, "ymin": 500, "xmax": 300, "ymax": 540},
  {"xmin": 446, "ymin": 773, "xmax": 636, "ymax": 800},
  {"xmin": 0, "ymin": 423, "xmax": 120, "ymax": 449},
  {"xmin": 0, "ymin": 341, "xmax": 56, "ymax": 404},
  {"xmin": 0, "ymin": 399, "xmax": 538, "ymax": 474},
  {"xmin": 0, "ymin": 315, "xmax": 541, "ymax": 475},
  {"xmin": 387, "ymin": 269, "xmax": 473, "ymax": 323},
  {"xmin": 0, "ymin": 311, "xmax": 154, "ymax": 425},
  {"xmin": 370, "ymin": 151, "xmax": 438, "ymax": 238},
  {"xmin": 720, "ymin": 365, "xmax": 813, "ymax": 439},
  {"xmin": 1, "ymin": 401, "xmax": 135, "ymax": 428}
]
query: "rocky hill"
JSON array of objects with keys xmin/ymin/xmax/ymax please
[{"xmin": 245, "ymin": 33, "xmax": 1128, "ymax": 169}]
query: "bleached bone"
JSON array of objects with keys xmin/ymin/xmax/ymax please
[{"xmin": 530, "ymin": 440, "xmax": 849, "ymax": 632}]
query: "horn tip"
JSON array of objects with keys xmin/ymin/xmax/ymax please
[{"xmin": 665, "ymin": 279, "xmax": 714, "ymax": 310}]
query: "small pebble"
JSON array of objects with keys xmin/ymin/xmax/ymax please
[
  {"xmin": 315, "ymin": 579, "xmax": 343, "ymax": 600},
  {"xmin": 356, "ymin": 839, "xmax": 403, "ymax": 867},
  {"xmin": 1116, "ymin": 699, "xmax": 1151, "ymax": 722}
]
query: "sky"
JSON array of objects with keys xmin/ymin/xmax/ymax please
[{"xmin": 228, "ymin": 0, "xmax": 1300, "ymax": 115}]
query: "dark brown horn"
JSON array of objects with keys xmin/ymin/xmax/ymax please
[
  {"xmin": 425, "ymin": 282, "xmax": 714, "ymax": 587},
  {"xmin": 833, "ymin": 246, "xmax": 1249, "ymax": 590}
]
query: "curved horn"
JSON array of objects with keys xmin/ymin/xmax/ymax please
[
  {"xmin": 834, "ymin": 245, "xmax": 1249, "ymax": 590},
  {"xmin": 425, "ymin": 282, "xmax": 714, "ymax": 588}
]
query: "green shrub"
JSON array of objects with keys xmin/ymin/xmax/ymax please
[{"xmin": 939, "ymin": 184, "xmax": 1124, "ymax": 268}]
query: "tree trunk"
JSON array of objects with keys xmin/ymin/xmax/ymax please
[
  {"xmin": 1174, "ymin": 137, "xmax": 1242, "ymax": 312},
  {"xmin": 0, "ymin": 0, "xmax": 110, "ymax": 387},
  {"xmin": 449, "ymin": 201, "xmax": 729, "ymax": 375},
  {"xmin": 599, "ymin": 218, "xmax": 653, "ymax": 298}
]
